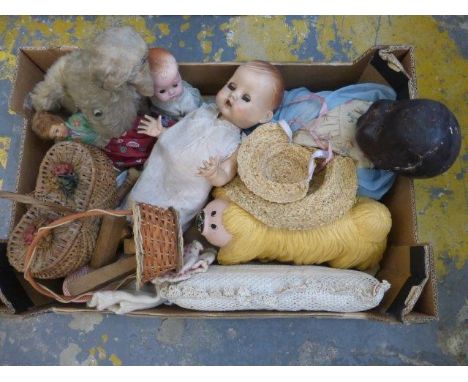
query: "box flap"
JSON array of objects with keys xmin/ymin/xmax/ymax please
[
  {"xmin": 9, "ymin": 50, "xmax": 44, "ymax": 116},
  {"xmin": 383, "ymin": 176, "xmax": 418, "ymax": 245},
  {"xmin": 377, "ymin": 244, "xmax": 436, "ymax": 322},
  {"xmin": 9, "ymin": 47, "xmax": 77, "ymax": 116},
  {"xmin": 358, "ymin": 46, "xmax": 416, "ymax": 100}
]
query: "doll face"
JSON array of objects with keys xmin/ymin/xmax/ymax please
[
  {"xmin": 48, "ymin": 123, "xmax": 69, "ymax": 140},
  {"xmin": 197, "ymin": 199, "xmax": 232, "ymax": 248},
  {"xmin": 216, "ymin": 65, "xmax": 275, "ymax": 129},
  {"xmin": 152, "ymin": 69, "xmax": 183, "ymax": 103}
]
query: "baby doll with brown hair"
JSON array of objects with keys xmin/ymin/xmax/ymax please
[
  {"xmin": 129, "ymin": 60, "xmax": 285, "ymax": 230},
  {"xmin": 137, "ymin": 48, "xmax": 203, "ymax": 133},
  {"xmin": 31, "ymin": 110, "xmax": 157, "ymax": 169}
]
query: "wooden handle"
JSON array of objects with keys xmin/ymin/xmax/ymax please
[
  {"xmin": 90, "ymin": 215, "xmax": 129, "ymax": 268},
  {"xmin": 66, "ymin": 256, "xmax": 136, "ymax": 296},
  {"xmin": 0, "ymin": 190, "xmax": 78, "ymax": 214}
]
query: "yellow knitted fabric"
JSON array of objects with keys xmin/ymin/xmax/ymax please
[{"xmin": 216, "ymin": 198, "xmax": 391, "ymax": 270}]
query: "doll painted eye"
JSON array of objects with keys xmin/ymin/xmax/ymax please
[
  {"xmin": 211, "ymin": 210, "xmax": 216, "ymax": 217},
  {"xmin": 172, "ymin": 83, "xmax": 179, "ymax": 88},
  {"xmin": 242, "ymin": 94, "xmax": 251, "ymax": 102},
  {"xmin": 227, "ymin": 82, "xmax": 236, "ymax": 91},
  {"xmin": 210, "ymin": 224, "xmax": 217, "ymax": 230},
  {"xmin": 159, "ymin": 89, "xmax": 166, "ymax": 94},
  {"xmin": 93, "ymin": 109, "xmax": 103, "ymax": 118}
]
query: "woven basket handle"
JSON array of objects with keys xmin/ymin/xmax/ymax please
[
  {"xmin": 0, "ymin": 190, "xmax": 78, "ymax": 214},
  {"xmin": 23, "ymin": 208, "xmax": 133, "ymax": 303}
]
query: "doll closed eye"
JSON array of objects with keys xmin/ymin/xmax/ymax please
[{"xmin": 227, "ymin": 82, "xmax": 236, "ymax": 91}]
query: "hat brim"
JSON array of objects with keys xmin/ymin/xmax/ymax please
[{"xmin": 216, "ymin": 155, "xmax": 358, "ymax": 230}]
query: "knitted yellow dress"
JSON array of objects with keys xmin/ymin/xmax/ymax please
[{"xmin": 213, "ymin": 196, "xmax": 391, "ymax": 271}]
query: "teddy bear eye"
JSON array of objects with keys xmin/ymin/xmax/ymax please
[
  {"xmin": 210, "ymin": 224, "xmax": 217, "ymax": 230},
  {"xmin": 93, "ymin": 109, "xmax": 103, "ymax": 118},
  {"xmin": 211, "ymin": 211, "xmax": 216, "ymax": 217}
]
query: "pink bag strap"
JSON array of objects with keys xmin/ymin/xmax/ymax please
[{"xmin": 23, "ymin": 208, "xmax": 133, "ymax": 303}]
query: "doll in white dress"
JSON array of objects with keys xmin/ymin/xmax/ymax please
[
  {"xmin": 146, "ymin": 47, "xmax": 203, "ymax": 123},
  {"xmin": 130, "ymin": 60, "xmax": 285, "ymax": 230}
]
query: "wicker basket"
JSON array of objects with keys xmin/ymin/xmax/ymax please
[
  {"xmin": 7, "ymin": 205, "xmax": 97, "ymax": 279},
  {"xmin": 132, "ymin": 203, "xmax": 183, "ymax": 287},
  {"xmin": 22, "ymin": 203, "xmax": 182, "ymax": 303},
  {"xmin": 6, "ymin": 141, "xmax": 119, "ymax": 279},
  {"xmin": 35, "ymin": 142, "xmax": 118, "ymax": 210}
]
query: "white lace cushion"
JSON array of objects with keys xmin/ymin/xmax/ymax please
[{"xmin": 157, "ymin": 264, "xmax": 390, "ymax": 312}]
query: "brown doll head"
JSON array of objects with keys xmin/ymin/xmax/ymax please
[
  {"xmin": 32, "ymin": 111, "xmax": 69, "ymax": 140},
  {"xmin": 356, "ymin": 99, "xmax": 461, "ymax": 178}
]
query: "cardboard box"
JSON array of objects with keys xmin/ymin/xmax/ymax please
[{"xmin": 0, "ymin": 45, "xmax": 438, "ymax": 323}]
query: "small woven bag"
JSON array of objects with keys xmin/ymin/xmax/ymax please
[{"xmin": 6, "ymin": 141, "xmax": 119, "ymax": 278}]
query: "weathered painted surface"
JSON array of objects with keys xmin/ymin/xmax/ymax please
[{"xmin": 0, "ymin": 16, "xmax": 466, "ymax": 365}]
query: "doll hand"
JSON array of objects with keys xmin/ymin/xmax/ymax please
[
  {"xmin": 137, "ymin": 115, "xmax": 164, "ymax": 137},
  {"xmin": 197, "ymin": 156, "xmax": 221, "ymax": 178}
]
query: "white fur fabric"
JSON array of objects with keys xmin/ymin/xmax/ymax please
[{"xmin": 157, "ymin": 264, "xmax": 390, "ymax": 313}]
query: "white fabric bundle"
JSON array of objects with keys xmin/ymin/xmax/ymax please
[{"xmin": 157, "ymin": 264, "xmax": 390, "ymax": 312}]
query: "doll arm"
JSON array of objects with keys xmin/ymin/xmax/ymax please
[
  {"xmin": 197, "ymin": 149, "xmax": 238, "ymax": 187},
  {"xmin": 137, "ymin": 115, "xmax": 164, "ymax": 138}
]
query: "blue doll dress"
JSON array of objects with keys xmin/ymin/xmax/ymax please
[{"xmin": 273, "ymin": 83, "xmax": 397, "ymax": 200}]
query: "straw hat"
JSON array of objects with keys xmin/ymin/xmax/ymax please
[
  {"xmin": 216, "ymin": 122, "xmax": 358, "ymax": 230},
  {"xmin": 237, "ymin": 123, "xmax": 313, "ymax": 203}
]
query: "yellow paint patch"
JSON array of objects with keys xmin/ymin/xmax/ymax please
[
  {"xmin": 213, "ymin": 48, "xmax": 224, "ymax": 62},
  {"xmin": 180, "ymin": 22, "xmax": 190, "ymax": 32},
  {"xmin": 197, "ymin": 27, "xmax": 214, "ymax": 58},
  {"xmin": 219, "ymin": 16, "xmax": 309, "ymax": 61},
  {"xmin": 201, "ymin": 41, "xmax": 212, "ymax": 55},
  {"xmin": 51, "ymin": 19, "xmax": 74, "ymax": 36},
  {"xmin": 158, "ymin": 23, "xmax": 170, "ymax": 36},
  {"xmin": 179, "ymin": 40, "xmax": 186, "ymax": 48},
  {"xmin": 101, "ymin": 334, "xmax": 109, "ymax": 344},
  {"xmin": 0, "ymin": 137, "xmax": 11, "ymax": 169},
  {"xmin": 0, "ymin": 16, "xmax": 160, "ymax": 82},
  {"xmin": 125, "ymin": 17, "xmax": 157, "ymax": 44},
  {"xmin": 0, "ymin": 179, "xmax": 3, "ymax": 190},
  {"xmin": 96, "ymin": 346, "xmax": 107, "ymax": 360},
  {"xmin": 89, "ymin": 347, "xmax": 97, "ymax": 357},
  {"xmin": 109, "ymin": 353, "xmax": 122, "ymax": 366},
  {"xmin": 315, "ymin": 16, "xmax": 468, "ymax": 277}
]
